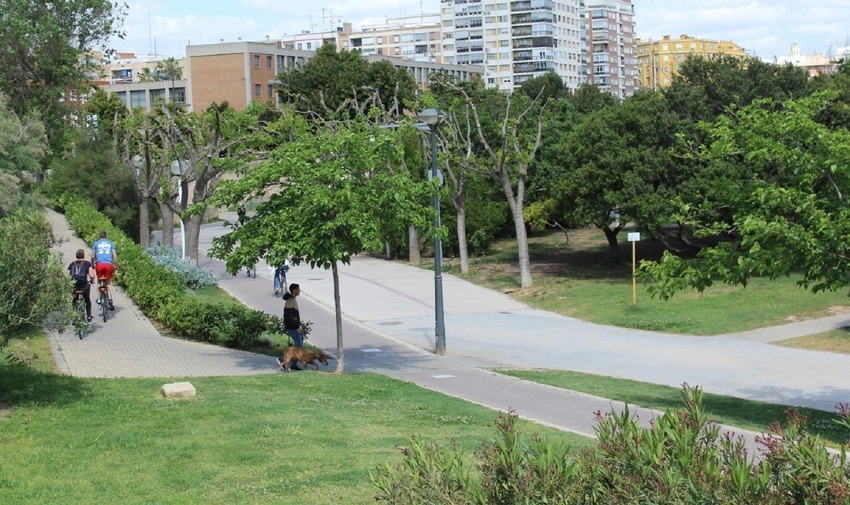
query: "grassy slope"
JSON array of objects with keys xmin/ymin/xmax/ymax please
[{"xmin": 0, "ymin": 331, "xmax": 591, "ymax": 505}]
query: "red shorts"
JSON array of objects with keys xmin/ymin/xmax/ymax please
[{"xmin": 96, "ymin": 263, "xmax": 115, "ymax": 281}]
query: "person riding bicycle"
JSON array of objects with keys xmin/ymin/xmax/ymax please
[
  {"xmin": 68, "ymin": 248, "xmax": 96, "ymax": 323},
  {"xmin": 273, "ymin": 260, "xmax": 290, "ymax": 295},
  {"xmin": 91, "ymin": 230, "xmax": 118, "ymax": 310}
]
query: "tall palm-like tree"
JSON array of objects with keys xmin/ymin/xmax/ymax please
[{"xmin": 155, "ymin": 58, "xmax": 184, "ymax": 102}]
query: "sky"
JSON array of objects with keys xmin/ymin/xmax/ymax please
[{"xmin": 113, "ymin": 0, "xmax": 850, "ymax": 62}]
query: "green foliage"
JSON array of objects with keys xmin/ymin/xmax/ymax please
[
  {"xmin": 640, "ymin": 92, "xmax": 850, "ymax": 299},
  {"xmin": 0, "ymin": 93, "xmax": 48, "ymax": 176},
  {"xmin": 373, "ymin": 385, "xmax": 850, "ymax": 504},
  {"xmin": 47, "ymin": 133, "xmax": 141, "ymax": 241},
  {"xmin": 442, "ymin": 174, "xmax": 509, "ymax": 255},
  {"xmin": 0, "ymin": 210, "xmax": 71, "ymax": 344},
  {"xmin": 278, "ymin": 44, "xmax": 416, "ymax": 120},
  {"xmin": 0, "ymin": 0, "xmax": 126, "ymax": 152},
  {"xmin": 84, "ymin": 88, "xmax": 128, "ymax": 140},
  {"xmin": 665, "ymin": 55, "xmax": 810, "ymax": 124},
  {"xmin": 146, "ymin": 245, "xmax": 218, "ymax": 290},
  {"xmin": 61, "ymin": 194, "xmax": 281, "ymax": 349},
  {"xmin": 517, "ymin": 71, "xmax": 567, "ymax": 103},
  {"xmin": 207, "ymin": 113, "xmax": 432, "ymax": 272}
]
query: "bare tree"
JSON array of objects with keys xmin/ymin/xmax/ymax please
[{"xmin": 441, "ymin": 81, "xmax": 547, "ymax": 288}]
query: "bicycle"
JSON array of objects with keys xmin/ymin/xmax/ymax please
[
  {"xmin": 97, "ymin": 279, "xmax": 109, "ymax": 323},
  {"xmin": 274, "ymin": 265, "xmax": 289, "ymax": 296},
  {"xmin": 71, "ymin": 289, "xmax": 88, "ymax": 340}
]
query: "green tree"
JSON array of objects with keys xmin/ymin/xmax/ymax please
[
  {"xmin": 46, "ymin": 132, "xmax": 141, "ymax": 241},
  {"xmin": 567, "ymin": 83, "xmax": 618, "ymax": 116},
  {"xmin": 84, "ymin": 88, "xmax": 128, "ymax": 143},
  {"xmin": 278, "ymin": 44, "xmax": 416, "ymax": 121},
  {"xmin": 151, "ymin": 102, "xmax": 263, "ymax": 262},
  {"xmin": 0, "ymin": 93, "xmax": 48, "ymax": 178},
  {"xmin": 0, "ymin": 0, "xmax": 125, "ymax": 153},
  {"xmin": 206, "ymin": 112, "xmax": 432, "ymax": 372},
  {"xmin": 517, "ymin": 71, "xmax": 567, "ymax": 103},
  {"xmin": 640, "ymin": 91, "xmax": 850, "ymax": 299},
  {"xmin": 154, "ymin": 57, "xmax": 184, "ymax": 101},
  {"xmin": 664, "ymin": 55, "xmax": 810, "ymax": 124},
  {"xmin": 0, "ymin": 210, "xmax": 70, "ymax": 344},
  {"xmin": 550, "ymin": 91, "xmax": 686, "ymax": 260}
]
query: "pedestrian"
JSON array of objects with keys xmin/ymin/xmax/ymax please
[
  {"xmin": 279, "ymin": 283, "xmax": 304, "ymax": 370},
  {"xmin": 236, "ymin": 204, "xmax": 246, "ymax": 225}
]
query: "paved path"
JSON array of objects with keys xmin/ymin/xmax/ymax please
[
  {"xmin": 44, "ymin": 209, "xmax": 850, "ymax": 453},
  {"xmin": 46, "ymin": 210, "xmax": 275, "ymax": 378}
]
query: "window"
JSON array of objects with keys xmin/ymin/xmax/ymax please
[
  {"xmin": 170, "ymin": 87, "xmax": 186, "ymax": 104},
  {"xmin": 266, "ymin": 56, "xmax": 272, "ymax": 69},
  {"xmin": 253, "ymin": 55, "xmax": 259, "ymax": 69},
  {"xmin": 254, "ymin": 84, "xmax": 261, "ymax": 97},
  {"xmin": 130, "ymin": 90, "xmax": 146, "ymax": 109},
  {"xmin": 268, "ymin": 84, "xmax": 274, "ymax": 98},
  {"xmin": 150, "ymin": 88, "xmax": 165, "ymax": 105}
]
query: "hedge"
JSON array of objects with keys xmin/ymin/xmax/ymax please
[{"xmin": 58, "ymin": 194, "xmax": 282, "ymax": 348}]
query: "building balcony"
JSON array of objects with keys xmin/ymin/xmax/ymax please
[{"xmin": 510, "ymin": 0, "xmax": 555, "ymax": 13}]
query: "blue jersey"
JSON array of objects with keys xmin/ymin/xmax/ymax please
[{"xmin": 93, "ymin": 238, "xmax": 116, "ymax": 264}]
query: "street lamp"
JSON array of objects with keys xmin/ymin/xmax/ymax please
[
  {"xmin": 170, "ymin": 160, "xmax": 186, "ymax": 259},
  {"xmin": 418, "ymin": 107, "xmax": 447, "ymax": 355}
]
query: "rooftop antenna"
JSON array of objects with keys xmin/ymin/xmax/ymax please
[{"xmin": 147, "ymin": 4, "xmax": 153, "ymax": 56}]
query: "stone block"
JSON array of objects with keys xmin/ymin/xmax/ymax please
[{"xmin": 160, "ymin": 381, "xmax": 196, "ymax": 398}]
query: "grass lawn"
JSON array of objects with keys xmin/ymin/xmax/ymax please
[
  {"xmin": 439, "ymin": 228, "xmax": 850, "ymax": 339},
  {"xmin": 495, "ymin": 369, "xmax": 850, "ymax": 447},
  {"xmin": 0, "ymin": 331, "xmax": 591, "ymax": 505},
  {"xmin": 776, "ymin": 327, "xmax": 850, "ymax": 355}
]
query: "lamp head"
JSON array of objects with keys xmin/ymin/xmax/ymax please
[{"xmin": 418, "ymin": 107, "xmax": 445, "ymax": 127}]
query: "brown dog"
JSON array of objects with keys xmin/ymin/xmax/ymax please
[{"xmin": 278, "ymin": 346, "xmax": 330, "ymax": 373}]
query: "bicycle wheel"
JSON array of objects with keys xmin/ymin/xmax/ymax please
[
  {"xmin": 73, "ymin": 295, "xmax": 85, "ymax": 339},
  {"xmin": 100, "ymin": 288, "xmax": 108, "ymax": 323}
]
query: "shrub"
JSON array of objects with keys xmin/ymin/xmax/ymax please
[
  {"xmin": 146, "ymin": 245, "xmax": 218, "ymax": 290},
  {"xmin": 60, "ymin": 194, "xmax": 280, "ymax": 350},
  {"xmin": 372, "ymin": 385, "xmax": 850, "ymax": 504}
]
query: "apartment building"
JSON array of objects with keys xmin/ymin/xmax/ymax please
[
  {"xmin": 347, "ymin": 15, "xmax": 443, "ymax": 63},
  {"xmin": 439, "ymin": 0, "xmax": 586, "ymax": 92},
  {"xmin": 636, "ymin": 34, "xmax": 748, "ymax": 90},
  {"xmin": 585, "ymin": 0, "xmax": 636, "ymax": 98}
]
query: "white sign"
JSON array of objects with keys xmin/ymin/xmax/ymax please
[{"xmin": 627, "ymin": 232, "xmax": 641, "ymax": 242}]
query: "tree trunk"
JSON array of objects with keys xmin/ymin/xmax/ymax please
[
  {"xmin": 332, "ymin": 260, "xmax": 344, "ymax": 373},
  {"xmin": 408, "ymin": 225, "xmax": 420, "ymax": 266},
  {"xmin": 159, "ymin": 200, "xmax": 174, "ymax": 248},
  {"xmin": 603, "ymin": 226, "xmax": 622, "ymax": 263},
  {"xmin": 513, "ymin": 209, "xmax": 533, "ymax": 288},
  {"xmin": 139, "ymin": 197, "xmax": 151, "ymax": 249},
  {"xmin": 499, "ymin": 173, "xmax": 533, "ymax": 288},
  {"xmin": 453, "ymin": 195, "xmax": 469, "ymax": 275},
  {"xmin": 185, "ymin": 212, "xmax": 203, "ymax": 263}
]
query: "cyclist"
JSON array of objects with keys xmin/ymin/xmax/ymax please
[
  {"xmin": 68, "ymin": 248, "xmax": 95, "ymax": 323},
  {"xmin": 273, "ymin": 260, "xmax": 290, "ymax": 295},
  {"xmin": 91, "ymin": 230, "xmax": 118, "ymax": 310}
]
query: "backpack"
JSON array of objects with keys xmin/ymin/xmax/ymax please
[{"xmin": 71, "ymin": 261, "xmax": 89, "ymax": 284}]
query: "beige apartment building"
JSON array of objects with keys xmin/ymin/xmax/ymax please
[{"xmin": 636, "ymin": 34, "xmax": 748, "ymax": 90}]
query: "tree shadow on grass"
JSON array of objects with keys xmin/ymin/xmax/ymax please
[{"xmin": 0, "ymin": 364, "xmax": 90, "ymax": 410}]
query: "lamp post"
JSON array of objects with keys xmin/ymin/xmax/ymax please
[
  {"xmin": 170, "ymin": 160, "xmax": 186, "ymax": 259},
  {"xmin": 418, "ymin": 107, "xmax": 447, "ymax": 355}
]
